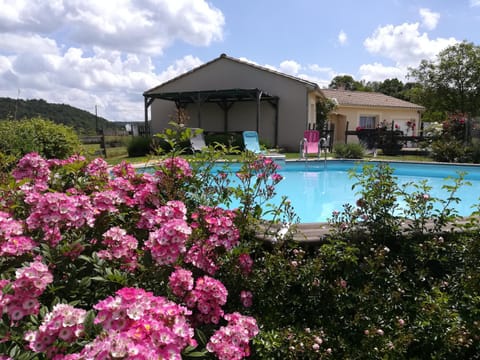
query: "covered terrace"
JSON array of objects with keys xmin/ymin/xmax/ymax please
[{"xmin": 143, "ymin": 88, "xmax": 280, "ymax": 146}]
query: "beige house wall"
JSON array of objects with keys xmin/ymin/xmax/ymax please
[
  {"xmin": 149, "ymin": 57, "xmax": 320, "ymax": 151},
  {"xmin": 328, "ymin": 106, "xmax": 422, "ymax": 144},
  {"xmin": 307, "ymin": 92, "xmax": 318, "ymax": 130}
]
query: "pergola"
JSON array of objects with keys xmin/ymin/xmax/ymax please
[{"xmin": 143, "ymin": 88, "xmax": 280, "ymax": 146}]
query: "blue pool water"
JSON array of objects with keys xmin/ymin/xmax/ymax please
[{"xmin": 221, "ymin": 160, "xmax": 480, "ymax": 223}]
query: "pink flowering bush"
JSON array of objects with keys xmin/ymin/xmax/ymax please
[
  {"xmin": 82, "ymin": 287, "xmax": 196, "ymax": 359},
  {"xmin": 97, "ymin": 227, "xmax": 138, "ymax": 271},
  {"xmin": 0, "ymin": 148, "xmax": 295, "ymax": 359},
  {"xmin": 24, "ymin": 304, "xmax": 86, "ymax": 354},
  {"xmin": 0, "ymin": 211, "xmax": 36, "ymax": 257},
  {"xmin": 1, "ymin": 260, "xmax": 53, "ymax": 324},
  {"xmin": 186, "ymin": 206, "xmax": 240, "ymax": 274},
  {"xmin": 207, "ymin": 312, "xmax": 259, "ymax": 360}
]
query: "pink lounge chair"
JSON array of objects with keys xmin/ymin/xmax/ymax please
[{"xmin": 300, "ymin": 130, "xmax": 321, "ymax": 158}]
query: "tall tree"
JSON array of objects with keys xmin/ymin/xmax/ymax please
[
  {"xmin": 329, "ymin": 75, "xmax": 367, "ymax": 91},
  {"xmin": 408, "ymin": 41, "xmax": 480, "ymax": 118},
  {"xmin": 376, "ymin": 78, "xmax": 405, "ymax": 99}
]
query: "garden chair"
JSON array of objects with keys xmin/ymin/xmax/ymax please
[
  {"xmin": 242, "ymin": 131, "xmax": 264, "ymax": 153},
  {"xmin": 189, "ymin": 128, "xmax": 207, "ymax": 152},
  {"xmin": 300, "ymin": 130, "xmax": 321, "ymax": 158}
]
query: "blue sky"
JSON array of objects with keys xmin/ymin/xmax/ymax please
[{"xmin": 0, "ymin": 0, "xmax": 479, "ymax": 122}]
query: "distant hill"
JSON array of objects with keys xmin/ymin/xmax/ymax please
[{"xmin": 0, "ymin": 97, "xmax": 124, "ymax": 135}]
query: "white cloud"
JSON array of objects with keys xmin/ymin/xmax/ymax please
[
  {"xmin": 154, "ymin": 55, "xmax": 204, "ymax": 86},
  {"xmin": 338, "ymin": 30, "xmax": 348, "ymax": 45},
  {"xmin": 0, "ymin": 0, "xmax": 65, "ymax": 33},
  {"xmin": 0, "ymin": 33, "xmax": 59, "ymax": 55},
  {"xmin": 308, "ymin": 64, "xmax": 332, "ymax": 73},
  {"xmin": 470, "ymin": 0, "xmax": 480, "ymax": 7},
  {"xmin": 279, "ymin": 60, "xmax": 301, "ymax": 75},
  {"xmin": 0, "ymin": 41, "xmax": 203, "ymax": 121},
  {"xmin": 299, "ymin": 74, "xmax": 331, "ymax": 89},
  {"xmin": 0, "ymin": 0, "xmax": 224, "ymax": 122},
  {"xmin": 364, "ymin": 22, "xmax": 458, "ymax": 67},
  {"xmin": 238, "ymin": 57, "xmax": 260, "ymax": 66},
  {"xmin": 359, "ymin": 63, "xmax": 407, "ymax": 82},
  {"xmin": 0, "ymin": 0, "xmax": 225, "ymax": 55},
  {"xmin": 419, "ymin": 8, "xmax": 440, "ymax": 30},
  {"xmin": 64, "ymin": 0, "xmax": 225, "ymax": 55}
]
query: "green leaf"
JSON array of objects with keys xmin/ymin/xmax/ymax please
[
  {"xmin": 184, "ymin": 350, "xmax": 209, "ymax": 358},
  {"xmin": 195, "ymin": 328, "xmax": 208, "ymax": 347},
  {"xmin": 83, "ymin": 310, "xmax": 97, "ymax": 337}
]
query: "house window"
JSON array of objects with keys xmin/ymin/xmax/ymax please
[{"xmin": 359, "ymin": 115, "xmax": 377, "ymax": 129}]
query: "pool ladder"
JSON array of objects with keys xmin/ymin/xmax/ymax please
[{"xmin": 320, "ymin": 137, "xmax": 328, "ymax": 168}]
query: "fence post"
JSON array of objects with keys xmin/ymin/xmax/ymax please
[
  {"xmin": 100, "ymin": 129, "xmax": 107, "ymax": 158},
  {"xmin": 345, "ymin": 121, "xmax": 349, "ymax": 144}
]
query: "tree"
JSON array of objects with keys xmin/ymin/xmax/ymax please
[
  {"xmin": 376, "ymin": 78, "xmax": 405, "ymax": 98},
  {"xmin": 316, "ymin": 98, "xmax": 337, "ymax": 131},
  {"xmin": 408, "ymin": 41, "xmax": 480, "ymax": 118},
  {"xmin": 329, "ymin": 75, "xmax": 367, "ymax": 91}
]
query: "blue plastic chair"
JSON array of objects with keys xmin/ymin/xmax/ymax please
[{"xmin": 242, "ymin": 131, "xmax": 263, "ymax": 153}]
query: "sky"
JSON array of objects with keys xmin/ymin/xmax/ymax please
[{"xmin": 0, "ymin": 0, "xmax": 479, "ymax": 123}]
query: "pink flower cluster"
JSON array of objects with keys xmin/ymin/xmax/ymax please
[
  {"xmin": 0, "ymin": 211, "xmax": 36, "ymax": 257},
  {"xmin": 207, "ymin": 312, "xmax": 259, "ymax": 360},
  {"xmin": 47, "ymin": 154, "xmax": 87, "ymax": 168},
  {"xmin": 92, "ymin": 190, "xmax": 125, "ymax": 213},
  {"xmin": 184, "ymin": 244, "xmax": 219, "ymax": 275},
  {"xmin": 66, "ymin": 287, "xmax": 196, "ymax": 359},
  {"xmin": 168, "ymin": 268, "xmax": 228, "ymax": 325},
  {"xmin": 110, "ymin": 160, "xmax": 137, "ymax": 180},
  {"xmin": 249, "ymin": 156, "xmax": 280, "ymax": 171},
  {"xmin": 1, "ymin": 260, "xmax": 53, "ymax": 324},
  {"xmin": 240, "ymin": 290, "xmax": 253, "ymax": 308},
  {"xmin": 84, "ymin": 157, "xmax": 109, "ymax": 178},
  {"xmin": 24, "ymin": 304, "xmax": 86, "ymax": 354},
  {"xmin": 98, "ymin": 227, "xmax": 138, "ymax": 271},
  {"xmin": 197, "ymin": 206, "xmax": 239, "ymax": 250},
  {"xmin": 188, "ymin": 275, "xmax": 228, "ymax": 325},
  {"xmin": 169, "ymin": 267, "xmax": 194, "ymax": 298},
  {"xmin": 25, "ymin": 192, "xmax": 95, "ymax": 246},
  {"xmin": 145, "ymin": 218, "xmax": 192, "ymax": 265},
  {"xmin": 130, "ymin": 175, "xmax": 159, "ymax": 210},
  {"xmin": 238, "ymin": 253, "xmax": 253, "ymax": 275},
  {"xmin": 12, "ymin": 152, "xmax": 50, "ymax": 191},
  {"xmin": 157, "ymin": 157, "xmax": 193, "ymax": 180},
  {"xmin": 137, "ymin": 200, "xmax": 187, "ymax": 230},
  {"xmin": 186, "ymin": 206, "xmax": 240, "ymax": 274}
]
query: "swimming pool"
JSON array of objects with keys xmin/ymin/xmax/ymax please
[{"xmin": 224, "ymin": 160, "xmax": 480, "ymax": 223}]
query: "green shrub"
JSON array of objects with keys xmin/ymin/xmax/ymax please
[
  {"xmin": 465, "ymin": 139, "xmax": 480, "ymax": 163},
  {"xmin": 245, "ymin": 163, "xmax": 479, "ymax": 358},
  {"xmin": 0, "ymin": 151, "xmax": 16, "ymax": 179},
  {"xmin": 429, "ymin": 138, "xmax": 467, "ymax": 162},
  {"xmin": 126, "ymin": 136, "xmax": 153, "ymax": 157},
  {"xmin": 0, "ymin": 117, "xmax": 82, "ymax": 160},
  {"xmin": 205, "ymin": 132, "xmax": 243, "ymax": 149},
  {"xmin": 333, "ymin": 143, "xmax": 365, "ymax": 159}
]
